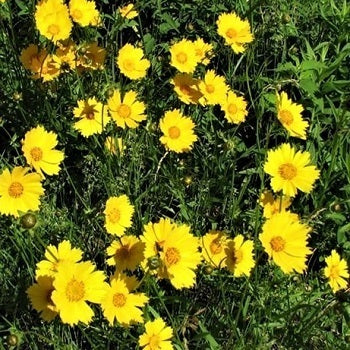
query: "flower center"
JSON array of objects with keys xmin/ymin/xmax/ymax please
[
  {"xmin": 65, "ymin": 279, "xmax": 85, "ymax": 302},
  {"xmin": 270, "ymin": 236, "xmax": 285, "ymax": 252},
  {"xmin": 165, "ymin": 247, "xmax": 180, "ymax": 266},
  {"xmin": 116, "ymin": 245, "xmax": 130, "ymax": 260},
  {"xmin": 176, "ymin": 52, "xmax": 187, "ymax": 64},
  {"xmin": 226, "ymin": 28, "xmax": 237, "ymax": 39},
  {"xmin": 73, "ymin": 9, "xmax": 83, "ymax": 20},
  {"xmin": 168, "ymin": 126, "xmax": 181, "ymax": 139},
  {"xmin": 228, "ymin": 103, "xmax": 238, "ymax": 114},
  {"xmin": 8, "ymin": 182, "xmax": 24, "ymax": 198},
  {"xmin": 279, "ymin": 110, "xmax": 294, "ymax": 125},
  {"xmin": 149, "ymin": 334, "xmax": 161, "ymax": 349},
  {"xmin": 113, "ymin": 293, "xmax": 127, "ymax": 307},
  {"xmin": 329, "ymin": 266, "xmax": 340, "ymax": 279},
  {"xmin": 108, "ymin": 208, "xmax": 121, "ymax": 224},
  {"xmin": 118, "ymin": 104, "xmax": 131, "ymax": 118},
  {"xmin": 30, "ymin": 147, "xmax": 43, "ymax": 161},
  {"xmin": 210, "ymin": 239, "xmax": 223, "ymax": 254},
  {"xmin": 48, "ymin": 24, "xmax": 60, "ymax": 36},
  {"xmin": 206, "ymin": 84, "xmax": 215, "ymax": 93},
  {"xmin": 180, "ymin": 85, "xmax": 191, "ymax": 95},
  {"xmin": 123, "ymin": 59, "xmax": 135, "ymax": 71},
  {"xmin": 278, "ymin": 163, "xmax": 297, "ymax": 180}
]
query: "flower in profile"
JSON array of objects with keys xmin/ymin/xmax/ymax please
[
  {"xmin": 73, "ymin": 97, "xmax": 109, "ymax": 137},
  {"xmin": 159, "ymin": 109, "xmax": 197, "ymax": 153},
  {"xmin": 324, "ymin": 250, "xmax": 349, "ymax": 293},
  {"xmin": 139, "ymin": 318, "xmax": 174, "ymax": 350},
  {"xmin": 105, "ymin": 137, "xmax": 125, "ymax": 155},
  {"xmin": 171, "ymin": 73, "xmax": 202, "ymax": 105},
  {"xmin": 104, "ymin": 195, "xmax": 135, "ymax": 236},
  {"xmin": 117, "ymin": 44, "xmax": 150, "ymax": 80},
  {"xmin": 101, "ymin": 276, "xmax": 148, "ymax": 326},
  {"xmin": 0, "ymin": 167, "xmax": 44, "ymax": 217},
  {"xmin": 169, "ymin": 39, "xmax": 199, "ymax": 73},
  {"xmin": 36, "ymin": 240, "xmax": 83, "ymax": 278},
  {"xmin": 220, "ymin": 90, "xmax": 248, "ymax": 124},
  {"xmin": 77, "ymin": 42, "xmax": 106, "ymax": 70},
  {"xmin": 193, "ymin": 38, "xmax": 213, "ymax": 65},
  {"xmin": 35, "ymin": 0, "xmax": 72, "ymax": 42},
  {"xmin": 108, "ymin": 89, "xmax": 146, "ymax": 129},
  {"xmin": 259, "ymin": 190, "xmax": 292, "ymax": 218},
  {"xmin": 22, "ymin": 126, "xmax": 64, "ymax": 177},
  {"xmin": 69, "ymin": 0, "xmax": 100, "ymax": 27},
  {"xmin": 224, "ymin": 235, "xmax": 255, "ymax": 277},
  {"xmin": 276, "ymin": 91, "xmax": 308, "ymax": 140},
  {"xmin": 201, "ymin": 230, "xmax": 227, "ymax": 268},
  {"xmin": 106, "ymin": 235, "xmax": 145, "ymax": 271},
  {"xmin": 259, "ymin": 211, "xmax": 312, "ymax": 274},
  {"xmin": 264, "ymin": 143, "xmax": 320, "ymax": 197},
  {"xmin": 216, "ymin": 12, "xmax": 254, "ymax": 54},
  {"xmin": 52, "ymin": 261, "xmax": 107, "ymax": 325},
  {"xmin": 199, "ymin": 70, "xmax": 228, "ymax": 105},
  {"xmin": 27, "ymin": 276, "xmax": 58, "ymax": 321},
  {"xmin": 119, "ymin": 3, "xmax": 138, "ymax": 19}
]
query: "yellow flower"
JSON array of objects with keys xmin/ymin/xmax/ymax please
[
  {"xmin": 106, "ymin": 235, "xmax": 145, "ymax": 271},
  {"xmin": 26, "ymin": 276, "xmax": 58, "ymax": 321},
  {"xmin": 108, "ymin": 89, "xmax": 146, "ymax": 129},
  {"xmin": 224, "ymin": 235, "xmax": 255, "ymax": 277},
  {"xmin": 324, "ymin": 250, "xmax": 349, "ymax": 293},
  {"xmin": 77, "ymin": 42, "xmax": 106, "ymax": 70},
  {"xmin": 159, "ymin": 109, "xmax": 197, "ymax": 153},
  {"xmin": 119, "ymin": 3, "xmax": 138, "ymax": 19},
  {"xmin": 101, "ymin": 277, "xmax": 148, "ymax": 326},
  {"xmin": 52, "ymin": 261, "xmax": 107, "ymax": 325},
  {"xmin": 105, "ymin": 137, "xmax": 125, "ymax": 155},
  {"xmin": 199, "ymin": 70, "xmax": 228, "ymax": 105},
  {"xmin": 73, "ymin": 97, "xmax": 109, "ymax": 137},
  {"xmin": 259, "ymin": 190, "xmax": 292, "ymax": 218},
  {"xmin": 52, "ymin": 39, "xmax": 77, "ymax": 71},
  {"xmin": 264, "ymin": 143, "xmax": 320, "ymax": 197},
  {"xmin": 216, "ymin": 12, "xmax": 254, "ymax": 53},
  {"xmin": 259, "ymin": 212, "xmax": 312, "ymax": 274},
  {"xmin": 69, "ymin": 0, "xmax": 100, "ymax": 27},
  {"xmin": 193, "ymin": 38, "xmax": 213, "ymax": 65},
  {"xmin": 0, "ymin": 167, "xmax": 44, "ymax": 217},
  {"xmin": 220, "ymin": 90, "xmax": 248, "ymax": 124},
  {"xmin": 104, "ymin": 195, "xmax": 135, "ymax": 236},
  {"xmin": 117, "ymin": 44, "xmax": 150, "ymax": 80},
  {"xmin": 35, "ymin": 0, "xmax": 72, "ymax": 42},
  {"xmin": 169, "ymin": 39, "xmax": 199, "ymax": 73},
  {"xmin": 201, "ymin": 230, "xmax": 227, "ymax": 268},
  {"xmin": 277, "ymin": 91, "xmax": 309, "ymax": 139},
  {"xmin": 139, "ymin": 318, "xmax": 174, "ymax": 350},
  {"xmin": 22, "ymin": 125, "xmax": 64, "ymax": 177},
  {"xmin": 171, "ymin": 73, "xmax": 202, "ymax": 105},
  {"xmin": 36, "ymin": 240, "xmax": 83, "ymax": 278}
]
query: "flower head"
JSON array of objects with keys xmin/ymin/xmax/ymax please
[
  {"xmin": 199, "ymin": 70, "xmax": 228, "ymax": 105},
  {"xmin": 119, "ymin": 3, "xmax": 138, "ymax": 19},
  {"xmin": 201, "ymin": 230, "xmax": 227, "ymax": 268},
  {"xmin": 324, "ymin": 250, "xmax": 349, "ymax": 293},
  {"xmin": 220, "ymin": 90, "xmax": 248, "ymax": 124},
  {"xmin": 139, "ymin": 318, "xmax": 174, "ymax": 350},
  {"xmin": 169, "ymin": 39, "xmax": 199, "ymax": 73},
  {"xmin": 69, "ymin": 0, "xmax": 100, "ymax": 27},
  {"xmin": 171, "ymin": 73, "xmax": 202, "ymax": 105},
  {"xmin": 259, "ymin": 190, "xmax": 292, "ymax": 218},
  {"xmin": 193, "ymin": 38, "xmax": 213, "ymax": 65},
  {"xmin": 77, "ymin": 42, "xmax": 106, "ymax": 70}
]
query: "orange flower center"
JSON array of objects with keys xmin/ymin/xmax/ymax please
[
  {"xmin": 65, "ymin": 279, "xmax": 85, "ymax": 302},
  {"xmin": 123, "ymin": 59, "xmax": 135, "ymax": 71},
  {"xmin": 48, "ymin": 24, "xmax": 60, "ymax": 36},
  {"xmin": 226, "ymin": 28, "xmax": 237, "ymax": 39},
  {"xmin": 8, "ymin": 182, "xmax": 24, "ymax": 198},
  {"xmin": 73, "ymin": 9, "xmax": 83, "ymax": 20},
  {"xmin": 30, "ymin": 147, "xmax": 43, "ymax": 161},
  {"xmin": 206, "ymin": 84, "xmax": 215, "ymax": 93},
  {"xmin": 108, "ymin": 208, "xmax": 121, "ymax": 224},
  {"xmin": 116, "ymin": 245, "xmax": 130, "ymax": 260},
  {"xmin": 176, "ymin": 52, "xmax": 187, "ymax": 64},
  {"xmin": 278, "ymin": 163, "xmax": 297, "ymax": 180},
  {"xmin": 279, "ymin": 110, "xmax": 294, "ymax": 125},
  {"xmin": 165, "ymin": 247, "xmax": 180, "ymax": 266},
  {"xmin": 118, "ymin": 104, "xmax": 131, "ymax": 118},
  {"xmin": 113, "ymin": 293, "xmax": 127, "ymax": 307},
  {"xmin": 180, "ymin": 85, "xmax": 191, "ymax": 95},
  {"xmin": 149, "ymin": 334, "xmax": 161, "ymax": 349},
  {"xmin": 168, "ymin": 126, "xmax": 181, "ymax": 139},
  {"xmin": 210, "ymin": 238, "xmax": 223, "ymax": 254},
  {"xmin": 270, "ymin": 236, "xmax": 285, "ymax": 252},
  {"xmin": 228, "ymin": 103, "xmax": 238, "ymax": 114}
]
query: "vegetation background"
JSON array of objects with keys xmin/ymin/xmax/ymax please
[{"xmin": 0, "ymin": 0, "xmax": 350, "ymax": 349}]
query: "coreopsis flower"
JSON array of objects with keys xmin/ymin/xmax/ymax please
[
  {"xmin": 119, "ymin": 3, "xmax": 138, "ymax": 19},
  {"xmin": 139, "ymin": 318, "xmax": 174, "ymax": 350},
  {"xmin": 259, "ymin": 190, "xmax": 292, "ymax": 218},
  {"xmin": 169, "ymin": 39, "xmax": 198, "ymax": 73},
  {"xmin": 201, "ymin": 230, "xmax": 227, "ymax": 268},
  {"xmin": 52, "ymin": 261, "xmax": 107, "ymax": 325},
  {"xmin": 52, "ymin": 39, "xmax": 77, "ymax": 71},
  {"xmin": 105, "ymin": 137, "xmax": 125, "ymax": 155},
  {"xmin": 276, "ymin": 91, "xmax": 309, "ymax": 139},
  {"xmin": 198, "ymin": 70, "xmax": 228, "ymax": 105},
  {"xmin": 259, "ymin": 211, "xmax": 312, "ymax": 274},
  {"xmin": 224, "ymin": 235, "xmax": 255, "ymax": 277},
  {"xmin": 171, "ymin": 73, "xmax": 202, "ymax": 104},
  {"xmin": 324, "ymin": 250, "xmax": 349, "ymax": 293},
  {"xmin": 159, "ymin": 109, "xmax": 197, "ymax": 153},
  {"xmin": 69, "ymin": 0, "xmax": 100, "ymax": 27},
  {"xmin": 77, "ymin": 42, "xmax": 106, "ymax": 70},
  {"xmin": 220, "ymin": 90, "xmax": 248, "ymax": 124},
  {"xmin": 106, "ymin": 235, "xmax": 145, "ymax": 271},
  {"xmin": 22, "ymin": 126, "xmax": 64, "ymax": 177},
  {"xmin": 216, "ymin": 12, "xmax": 254, "ymax": 53},
  {"xmin": 0, "ymin": 167, "xmax": 44, "ymax": 217},
  {"xmin": 264, "ymin": 143, "xmax": 320, "ymax": 197},
  {"xmin": 26, "ymin": 276, "xmax": 58, "ymax": 321},
  {"xmin": 36, "ymin": 240, "xmax": 83, "ymax": 278},
  {"xmin": 104, "ymin": 195, "xmax": 135, "ymax": 236},
  {"xmin": 107, "ymin": 89, "xmax": 146, "ymax": 129},
  {"xmin": 35, "ymin": 0, "xmax": 72, "ymax": 42},
  {"xmin": 117, "ymin": 44, "xmax": 150, "ymax": 80},
  {"xmin": 73, "ymin": 97, "xmax": 110, "ymax": 137},
  {"xmin": 193, "ymin": 38, "xmax": 213, "ymax": 65}
]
